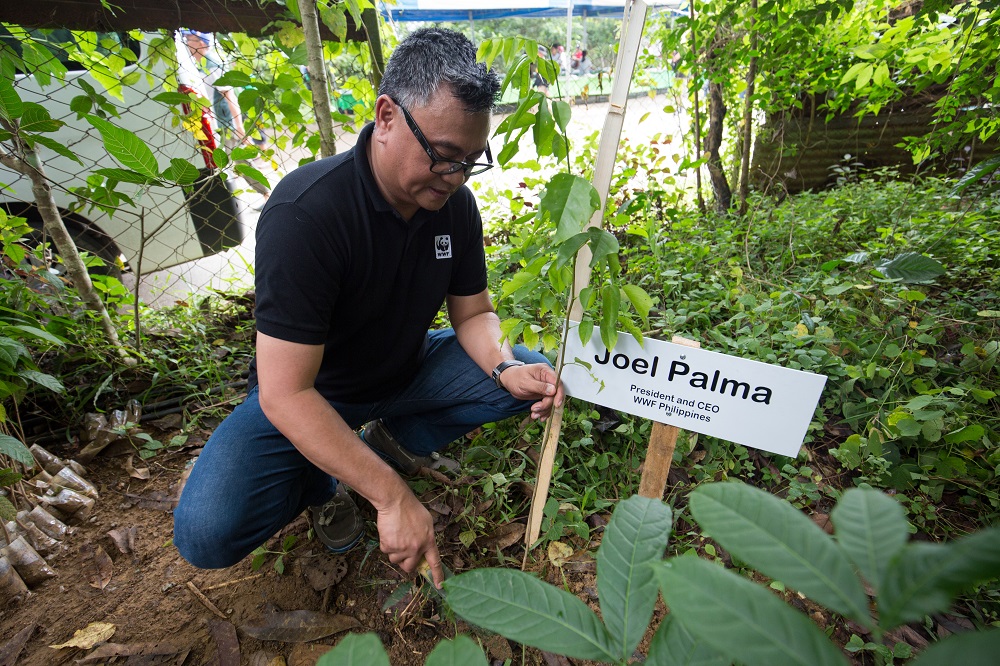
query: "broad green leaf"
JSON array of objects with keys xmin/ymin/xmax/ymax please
[
  {"xmin": 690, "ymin": 483, "xmax": 871, "ymax": 625},
  {"xmin": 424, "ymin": 635, "xmax": 488, "ymax": 666},
  {"xmin": 909, "ymin": 628, "xmax": 1000, "ymax": 666},
  {"xmin": 587, "ymin": 228, "xmax": 619, "ymax": 268},
  {"xmin": 952, "ymin": 155, "xmax": 1000, "ymax": 195},
  {"xmin": 214, "ymin": 72, "xmax": 253, "ymax": 90},
  {"xmin": 623, "ymin": 284, "xmax": 653, "ymax": 324},
  {"xmin": 541, "ymin": 173, "xmax": 601, "ymax": 243},
  {"xmin": 9, "ymin": 325, "xmax": 65, "ymax": 346},
  {"xmin": 444, "ymin": 568, "xmax": 617, "ymax": 661},
  {"xmin": 555, "ymin": 231, "xmax": 589, "ymax": 269},
  {"xmin": 533, "ymin": 98, "xmax": 555, "ymax": 157},
  {"xmin": 19, "ymin": 103, "xmax": 63, "ymax": 133},
  {"xmin": 655, "ymin": 558, "xmax": 848, "ymax": 666},
  {"xmin": 315, "ymin": 633, "xmax": 389, "ymax": 666},
  {"xmin": 162, "ymin": 158, "xmax": 200, "ymax": 185},
  {"xmin": 212, "ymin": 148, "xmax": 230, "ymax": 169},
  {"xmin": 831, "ymin": 487, "xmax": 908, "ymax": 594},
  {"xmin": 600, "ymin": 284, "xmax": 619, "ymax": 351},
  {"xmin": 874, "ymin": 253, "xmax": 945, "ymax": 283},
  {"xmin": 500, "ymin": 272, "xmax": 535, "ymax": 300},
  {"xmin": 18, "ymin": 369, "xmax": 65, "ymax": 394},
  {"xmin": 577, "ymin": 317, "xmax": 594, "ymax": 345},
  {"xmin": 86, "ymin": 115, "xmax": 159, "ymax": 178},
  {"xmin": 646, "ymin": 615, "xmax": 730, "ymax": 666},
  {"xmin": 153, "ymin": 91, "xmax": 197, "ymax": 106},
  {"xmin": 230, "ymin": 146, "xmax": 259, "ymax": 161},
  {"xmin": 943, "ymin": 424, "xmax": 984, "ymax": 444},
  {"xmin": 598, "ymin": 495, "xmax": 673, "ymax": 661},
  {"xmin": 0, "ymin": 433, "xmax": 35, "ymax": 468},
  {"xmin": 234, "ymin": 163, "xmax": 271, "ymax": 190},
  {"xmin": 28, "ymin": 135, "xmax": 83, "ymax": 165},
  {"xmin": 879, "ymin": 528, "xmax": 1000, "ymax": 628},
  {"xmin": 552, "ymin": 100, "xmax": 571, "ymax": 133},
  {"xmin": 0, "ymin": 76, "xmax": 23, "ymax": 120},
  {"xmin": 95, "ymin": 168, "xmax": 157, "ymax": 185}
]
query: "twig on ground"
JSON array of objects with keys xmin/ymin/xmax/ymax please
[{"xmin": 186, "ymin": 581, "xmax": 228, "ymax": 620}]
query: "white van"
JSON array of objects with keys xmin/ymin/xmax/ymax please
[{"xmin": 0, "ymin": 28, "xmax": 253, "ymax": 275}]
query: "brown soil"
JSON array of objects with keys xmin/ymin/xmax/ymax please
[{"xmin": 0, "ymin": 428, "xmax": 604, "ymax": 666}]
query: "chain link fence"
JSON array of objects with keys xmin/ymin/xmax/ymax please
[{"xmin": 2, "ymin": 12, "xmax": 692, "ymax": 309}]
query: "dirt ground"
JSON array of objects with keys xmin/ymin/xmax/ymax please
[{"xmin": 0, "ymin": 418, "xmax": 613, "ymax": 666}]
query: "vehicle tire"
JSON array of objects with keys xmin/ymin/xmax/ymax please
[{"xmin": 24, "ymin": 216, "xmax": 123, "ymax": 280}]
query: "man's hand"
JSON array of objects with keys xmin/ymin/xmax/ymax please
[
  {"xmin": 375, "ymin": 488, "xmax": 445, "ymax": 588},
  {"xmin": 499, "ymin": 363, "xmax": 565, "ymax": 420}
]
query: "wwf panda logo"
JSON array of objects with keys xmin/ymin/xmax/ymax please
[{"xmin": 434, "ymin": 235, "xmax": 452, "ymax": 259}]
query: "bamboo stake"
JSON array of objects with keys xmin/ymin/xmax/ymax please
[
  {"xmin": 638, "ymin": 336, "xmax": 700, "ymax": 499},
  {"xmin": 525, "ymin": 0, "xmax": 650, "ymax": 552}
]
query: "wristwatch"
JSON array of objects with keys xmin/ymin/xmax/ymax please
[{"xmin": 491, "ymin": 359, "xmax": 525, "ymax": 391}]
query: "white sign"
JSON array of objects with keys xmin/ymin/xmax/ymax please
[{"xmin": 562, "ymin": 323, "xmax": 828, "ymax": 457}]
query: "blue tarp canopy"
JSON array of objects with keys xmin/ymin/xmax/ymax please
[{"xmin": 382, "ymin": 0, "xmax": 680, "ymax": 22}]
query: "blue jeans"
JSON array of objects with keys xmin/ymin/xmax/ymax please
[{"xmin": 174, "ymin": 329, "xmax": 547, "ymax": 568}]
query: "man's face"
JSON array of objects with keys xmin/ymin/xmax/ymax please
[
  {"xmin": 184, "ymin": 34, "xmax": 209, "ymax": 59},
  {"xmin": 372, "ymin": 88, "xmax": 491, "ymax": 220}
]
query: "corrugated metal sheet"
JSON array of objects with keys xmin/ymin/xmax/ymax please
[{"xmin": 751, "ymin": 106, "xmax": 997, "ymax": 194}]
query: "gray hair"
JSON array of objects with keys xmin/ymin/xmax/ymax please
[{"xmin": 378, "ymin": 28, "xmax": 499, "ymax": 113}]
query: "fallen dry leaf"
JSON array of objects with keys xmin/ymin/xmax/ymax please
[
  {"xmin": 547, "ymin": 541, "xmax": 574, "ymax": 568},
  {"xmin": 49, "ymin": 622, "xmax": 115, "ymax": 649},
  {"xmin": 478, "ymin": 522, "xmax": 526, "ymax": 552},
  {"xmin": 81, "ymin": 543, "xmax": 113, "ymax": 590},
  {"xmin": 123, "ymin": 490, "xmax": 177, "ymax": 511},
  {"xmin": 302, "ymin": 556, "xmax": 348, "ymax": 592},
  {"xmin": 0, "ymin": 622, "xmax": 36, "ymax": 666},
  {"xmin": 125, "ymin": 455, "xmax": 150, "ymax": 480},
  {"xmin": 246, "ymin": 650, "xmax": 285, "ymax": 666},
  {"xmin": 76, "ymin": 641, "xmax": 185, "ymax": 663},
  {"xmin": 107, "ymin": 526, "xmax": 137, "ymax": 555},
  {"xmin": 239, "ymin": 609, "xmax": 359, "ymax": 643},
  {"xmin": 209, "ymin": 618, "xmax": 240, "ymax": 666}
]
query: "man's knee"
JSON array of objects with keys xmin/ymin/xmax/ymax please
[{"xmin": 173, "ymin": 498, "xmax": 252, "ymax": 569}]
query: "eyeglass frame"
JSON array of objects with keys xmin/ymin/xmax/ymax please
[{"xmin": 388, "ymin": 95, "xmax": 494, "ymax": 177}]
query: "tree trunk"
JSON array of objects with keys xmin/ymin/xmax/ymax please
[
  {"xmin": 689, "ymin": 0, "xmax": 705, "ymax": 214},
  {"xmin": 738, "ymin": 0, "xmax": 758, "ymax": 216},
  {"xmin": 0, "ymin": 128, "xmax": 129, "ymax": 359},
  {"xmin": 362, "ymin": 7, "xmax": 385, "ymax": 92},
  {"xmin": 300, "ymin": 0, "xmax": 337, "ymax": 159},
  {"xmin": 705, "ymin": 80, "xmax": 731, "ymax": 212}
]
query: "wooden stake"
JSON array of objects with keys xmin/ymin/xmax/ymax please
[{"xmin": 637, "ymin": 336, "xmax": 700, "ymax": 500}]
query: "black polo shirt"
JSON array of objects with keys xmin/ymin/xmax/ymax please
[{"xmin": 248, "ymin": 123, "xmax": 488, "ymax": 402}]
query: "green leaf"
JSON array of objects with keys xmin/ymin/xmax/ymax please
[
  {"xmin": 879, "ymin": 528, "xmax": 1000, "ymax": 628},
  {"xmin": 0, "ymin": 433, "xmax": 35, "ymax": 468},
  {"xmin": 654, "ymin": 558, "xmax": 849, "ymax": 666},
  {"xmin": 552, "ymin": 100, "xmax": 571, "ymax": 133},
  {"xmin": 212, "ymin": 148, "xmax": 230, "ymax": 169},
  {"xmin": 316, "ymin": 633, "xmax": 389, "ymax": 666},
  {"xmin": 153, "ymin": 91, "xmax": 198, "ymax": 106},
  {"xmin": 214, "ymin": 70, "xmax": 253, "ymax": 88},
  {"xmin": 645, "ymin": 615, "xmax": 730, "ymax": 666},
  {"xmin": 95, "ymin": 168, "xmax": 158, "ymax": 185},
  {"xmin": 600, "ymin": 284, "xmax": 619, "ymax": 351},
  {"xmin": 533, "ymin": 98, "xmax": 555, "ymax": 157},
  {"xmin": 19, "ymin": 103, "xmax": 63, "ymax": 133},
  {"xmin": 943, "ymin": 424, "xmax": 984, "ymax": 444},
  {"xmin": 424, "ymin": 635, "xmax": 488, "ymax": 666},
  {"xmin": 9, "ymin": 325, "xmax": 65, "ymax": 346},
  {"xmin": 689, "ymin": 483, "xmax": 871, "ymax": 625},
  {"xmin": 444, "ymin": 568, "xmax": 617, "ymax": 661},
  {"xmin": 234, "ymin": 163, "xmax": 271, "ymax": 191},
  {"xmin": 623, "ymin": 284, "xmax": 653, "ymax": 324},
  {"xmin": 598, "ymin": 495, "xmax": 673, "ymax": 661},
  {"xmin": 162, "ymin": 158, "xmax": 200, "ymax": 185},
  {"xmin": 874, "ymin": 253, "xmax": 945, "ymax": 283},
  {"xmin": 587, "ymin": 228, "xmax": 620, "ymax": 268},
  {"xmin": 909, "ymin": 629, "xmax": 1000, "ymax": 666},
  {"xmin": 831, "ymin": 487, "xmax": 908, "ymax": 594},
  {"xmin": 27, "ymin": 135, "xmax": 83, "ymax": 165},
  {"xmin": 541, "ymin": 173, "xmax": 601, "ymax": 243},
  {"xmin": 555, "ymin": 232, "xmax": 589, "ymax": 269},
  {"xmin": 86, "ymin": 115, "xmax": 160, "ymax": 178},
  {"xmin": 0, "ymin": 76, "xmax": 23, "ymax": 120},
  {"xmin": 18, "ymin": 369, "xmax": 65, "ymax": 394}
]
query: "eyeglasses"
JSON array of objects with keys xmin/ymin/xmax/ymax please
[{"xmin": 389, "ymin": 96, "xmax": 494, "ymax": 177}]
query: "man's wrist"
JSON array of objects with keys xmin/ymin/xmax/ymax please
[{"xmin": 491, "ymin": 359, "xmax": 525, "ymax": 391}]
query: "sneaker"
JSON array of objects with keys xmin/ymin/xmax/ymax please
[
  {"xmin": 360, "ymin": 420, "xmax": 461, "ymax": 476},
  {"xmin": 310, "ymin": 483, "xmax": 364, "ymax": 553}
]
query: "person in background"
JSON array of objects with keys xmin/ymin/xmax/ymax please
[
  {"xmin": 576, "ymin": 50, "xmax": 592, "ymax": 77},
  {"xmin": 179, "ymin": 30, "xmax": 245, "ymax": 148},
  {"xmin": 173, "ymin": 28, "xmax": 564, "ymax": 588}
]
